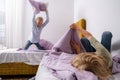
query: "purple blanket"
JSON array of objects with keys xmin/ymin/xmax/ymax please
[
  {"xmin": 42, "ymin": 29, "xmax": 98, "ymax": 80},
  {"xmin": 112, "ymin": 54, "xmax": 120, "ymax": 74}
]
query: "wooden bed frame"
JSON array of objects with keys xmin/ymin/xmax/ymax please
[{"xmin": 0, "ymin": 62, "xmax": 38, "ymax": 76}]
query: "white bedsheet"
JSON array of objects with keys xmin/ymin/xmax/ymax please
[{"xmin": 0, "ymin": 48, "xmax": 49, "ymax": 65}]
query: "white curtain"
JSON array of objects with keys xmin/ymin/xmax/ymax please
[{"xmin": 5, "ymin": 0, "xmax": 25, "ymax": 48}]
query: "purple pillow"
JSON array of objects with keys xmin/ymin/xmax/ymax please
[
  {"xmin": 29, "ymin": 0, "xmax": 47, "ymax": 13},
  {"xmin": 39, "ymin": 39, "xmax": 54, "ymax": 50}
]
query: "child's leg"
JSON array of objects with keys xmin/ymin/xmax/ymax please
[
  {"xmin": 81, "ymin": 37, "xmax": 96, "ymax": 52},
  {"xmin": 24, "ymin": 40, "xmax": 32, "ymax": 50},
  {"xmin": 101, "ymin": 31, "xmax": 113, "ymax": 52},
  {"xmin": 81, "ymin": 31, "xmax": 112, "ymax": 52},
  {"xmin": 35, "ymin": 43, "xmax": 45, "ymax": 50}
]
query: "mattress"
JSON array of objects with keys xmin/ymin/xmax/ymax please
[
  {"xmin": 0, "ymin": 48, "xmax": 49, "ymax": 65},
  {"xmin": 0, "ymin": 48, "xmax": 49, "ymax": 75}
]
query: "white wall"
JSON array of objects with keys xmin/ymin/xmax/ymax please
[
  {"xmin": 22, "ymin": 0, "xmax": 120, "ymax": 50},
  {"xmin": 0, "ymin": 0, "xmax": 5, "ymax": 24},
  {"xmin": 22, "ymin": 0, "xmax": 74, "ymax": 46},
  {"xmin": 74, "ymin": 0, "xmax": 120, "ymax": 48}
]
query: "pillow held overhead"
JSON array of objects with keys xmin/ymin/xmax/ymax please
[{"xmin": 29, "ymin": 0, "xmax": 47, "ymax": 13}]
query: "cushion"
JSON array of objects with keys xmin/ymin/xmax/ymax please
[
  {"xmin": 75, "ymin": 19, "xmax": 86, "ymax": 38},
  {"xmin": 29, "ymin": 0, "xmax": 47, "ymax": 13},
  {"xmin": 39, "ymin": 39, "xmax": 54, "ymax": 50}
]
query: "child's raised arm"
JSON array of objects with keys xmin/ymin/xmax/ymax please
[
  {"xmin": 32, "ymin": 10, "xmax": 37, "ymax": 26},
  {"xmin": 42, "ymin": 8, "xmax": 49, "ymax": 27},
  {"xmin": 70, "ymin": 23, "xmax": 92, "ymax": 40}
]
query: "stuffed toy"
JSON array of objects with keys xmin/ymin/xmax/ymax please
[{"xmin": 29, "ymin": 0, "xmax": 47, "ymax": 13}]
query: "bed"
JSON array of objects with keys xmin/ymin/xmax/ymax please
[
  {"xmin": 0, "ymin": 48, "xmax": 49, "ymax": 76},
  {"xmin": 34, "ymin": 47, "xmax": 120, "ymax": 80},
  {"xmin": 35, "ymin": 61, "xmax": 120, "ymax": 80},
  {"xmin": 35, "ymin": 52, "xmax": 120, "ymax": 80},
  {"xmin": 0, "ymin": 39, "xmax": 53, "ymax": 76},
  {"xmin": 34, "ymin": 25, "xmax": 120, "ymax": 80}
]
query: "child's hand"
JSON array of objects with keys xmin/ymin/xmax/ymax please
[
  {"xmin": 70, "ymin": 39, "xmax": 81, "ymax": 54},
  {"xmin": 33, "ymin": 8, "xmax": 38, "ymax": 14},
  {"xmin": 45, "ymin": 7, "xmax": 48, "ymax": 14},
  {"xmin": 45, "ymin": 9, "xmax": 48, "ymax": 13},
  {"xmin": 45, "ymin": 3, "xmax": 48, "ymax": 11},
  {"xmin": 70, "ymin": 23, "xmax": 79, "ymax": 30},
  {"xmin": 33, "ymin": 7, "xmax": 40, "ymax": 14}
]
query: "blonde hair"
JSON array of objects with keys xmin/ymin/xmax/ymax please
[
  {"xmin": 36, "ymin": 17, "xmax": 43, "ymax": 22},
  {"xmin": 71, "ymin": 53, "xmax": 112, "ymax": 80}
]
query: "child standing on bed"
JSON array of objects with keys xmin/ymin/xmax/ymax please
[{"xmin": 24, "ymin": 7, "xmax": 49, "ymax": 50}]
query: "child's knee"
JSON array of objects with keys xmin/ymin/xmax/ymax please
[
  {"xmin": 81, "ymin": 37, "xmax": 88, "ymax": 42},
  {"xmin": 102, "ymin": 31, "xmax": 113, "ymax": 38}
]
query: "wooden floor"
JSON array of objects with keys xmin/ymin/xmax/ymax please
[
  {"xmin": 0, "ymin": 75, "xmax": 35, "ymax": 80},
  {"xmin": 2, "ymin": 78, "xmax": 28, "ymax": 80}
]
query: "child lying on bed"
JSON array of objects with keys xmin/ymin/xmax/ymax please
[
  {"xmin": 70, "ymin": 23, "xmax": 120, "ymax": 80},
  {"xmin": 35, "ymin": 24, "xmax": 97, "ymax": 80},
  {"xmin": 35, "ymin": 23, "xmax": 120, "ymax": 80},
  {"xmin": 70, "ymin": 23, "xmax": 112, "ymax": 80}
]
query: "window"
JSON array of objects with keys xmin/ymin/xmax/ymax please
[{"xmin": 0, "ymin": 0, "xmax": 5, "ymax": 49}]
